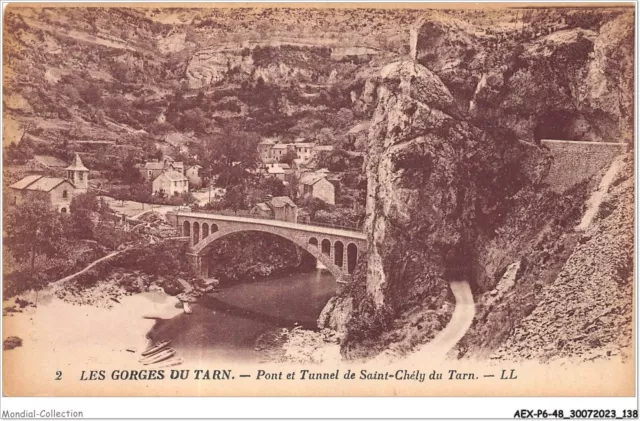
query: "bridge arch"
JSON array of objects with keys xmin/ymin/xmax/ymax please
[
  {"xmin": 321, "ymin": 239, "xmax": 331, "ymax": 256},
  {"xmin": 309, "ymin": 237, "xmax": 318, "ymax": 247},
  {"xmin": 183, "ymin": 221, "xmax": 191, "ymax": 237},
  {"xmin": 202, "ymin": 223, "xmax": 209, "ymax": 239},
  {"xmin": 193, "ymin": 221, "xmax": 200, "ymax": 244},
  {"xmin": 191, "ymin": 227, "xmax": 344, "ymax": 281},
  {"xmin": 347, "ymin": 243, "xmax": 358, "ymax": 274},
  {"xmin": 334, "ymin": 241, "xmax": 344, "ymax": 267}
]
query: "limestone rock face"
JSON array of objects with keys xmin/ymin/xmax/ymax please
[
  {"xmin": 416, "ymin": 11, "xmax": 634, "ymax": 144},
  {"xmin": 364, "ymin": 59, "xmax": 535, "ymax": 308},
  {"xmin": 337, "ymin": 57, "xmax": 543, "ymax": 359}
]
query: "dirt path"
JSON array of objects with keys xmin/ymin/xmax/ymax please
[{"xmin": 53, "ymin": 249, "xmax": 125, "ymax": 287}]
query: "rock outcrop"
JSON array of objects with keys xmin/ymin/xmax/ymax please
[
  {"xmin": 416, "ymin": 10, "xmax": 634, "ymax": 144},
  {"xmin": 335, "ymin": 54, "xmax": 544, "ymax": 359},
  {"xmin": 333, "ymin": 8, "xmax": 633, "ymax": 361}
]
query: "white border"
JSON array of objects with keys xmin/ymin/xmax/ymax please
[{"xmin": 0, "ymin": 0, "xmax": 637, "ymax": 418}]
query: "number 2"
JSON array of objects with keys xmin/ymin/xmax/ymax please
[{"xmin": 55, "ymin": 371, "xmax": 62, "ymax": 380}]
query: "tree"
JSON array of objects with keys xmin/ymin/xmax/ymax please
[
  {"xmin": 223, "ymin": 184, "xmax": 248, "ymax": 214},
  {"xmin": 5, "ymin": 199, "xmax": 63, "ymax": 296},
  {"xmin": 121, "ymin": 155, "xmax": 143, "ymax": 184},
  {"xmin": 204, "ymin": 129, "xmax": 260, "ymax": 187},
  {"xmin": 300, "ymin": 196, "xmax": 333, "ymax": 221},
  {"xmin": 280, "ymin": 148, "xmax": 297, "ymax": 166},
  {"xmin": 69, "ymin": 193, "xmax": 99, "ymax": 239}
]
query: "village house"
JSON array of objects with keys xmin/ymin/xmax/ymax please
[
  {"xmin": 294, "ymin": 142, "xmax": 315, "ymax": 163},
  {"xmin": 298, "ymin": 172, "xmax": 336, "ymax": 205},
  {"xmin": 258, "ymin": 138, "xmax": 276, "ymax": 161},
  {"xmin": 140, "ymin": 157, "xmax": 185, "ymax": 182},
  {"xmin": 186, "ymin": 165, "xmax": 203, "ymax": 188},
  {"xmin": 152, "ymin": 170, "xmax": 189, "ymax": 197},
  {"xmin": 250, "ymin": 196, "xmax": 298, "ymax": 223},
  {"xmin": 270, "ymin": 144, "xmax": 290, "ymax": 161},
  {"xmin": 267, "ymin": 166, "xmax": 286, "ymax": 181},
  {"xmin": 9, "ymin": 175, "xmax": 75, "ymax": 213}
]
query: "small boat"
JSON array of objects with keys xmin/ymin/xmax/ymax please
[
  {"xmin": 157, "ymin": 357, "xmax": 184, "ymax": 368},
  {"xmin": 141, "ymin": 340, "xmax": 171, "ymax": 357},
  {"xmin": 140, "ymin": 349, "xmax": 176, "ymax": 365},
  {"xmin": 183, "ymin": 302, "xmax": 192, "ymax": 314}
]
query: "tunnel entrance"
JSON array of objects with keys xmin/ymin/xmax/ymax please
[{"xmin": 533, "ymin": 110, "xmax": 589, "ymax": 144}]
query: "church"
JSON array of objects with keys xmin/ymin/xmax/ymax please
[{"xmin": 9, "ymin": 153, "xmax": 90, "ymax": 213}]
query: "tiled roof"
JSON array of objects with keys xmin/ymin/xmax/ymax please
[
  {"xmin": 254, "ymin": 203, "xmax": 271, "ymax": 212},
  {"xmin": 294, "ymin": 143, "xmax": 315, "ymax": 148},
  {"xmin": 27, "ymin": 177, "xmax": 72, "ymax": 192},
  {"xmin": 268, "ymin": 167, "xmax": 285, "ymax": 174},
  {"xmin": 10, "ymin": 175, "xmax": 73, "ymax": 192},
  {"xmin": 65, "ymin": 153, "xmax": 88, "ymax": 171},
  {"xmin": 33, "ymin": 155, "xmax": 68, "ymax": 168},
  {"xmin": 9, "ymin": 174, "xmax": 43, "ymax": 190},
  {"xmin": 159, "ymin": 170, "xmax": 188, "ymax": 182},
  {"xmin": 145, "ymin": 162, "xmax": 165, "ymax": 170},
  {"xmin": 300, "ymin": 172, "xmax": 326, "ymax": 186},
  {"xmin": 271, "ymin": 144, "xmax": 289, "ymax": 149},
  {"xmin": 268, "ymin": 196, "xmax": 296, "ymax": 208}
]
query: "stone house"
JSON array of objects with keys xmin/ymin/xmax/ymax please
[
  {"xmin": 9, "ymin": 174, "xmax": 76, "ymax": 213},
  {"xmin": 186, "ymin": 165, "xmax": 203, "ymax": 188},
  {"xmin": 270, "ymin": 144, "xmax": 290, "ymax": 161},
  {"xmin": 294, "ymin": 142, "xmax": 315, "ymax": 163},
  {"xmin": 140, "ymin": 158, "xmax": 185, "ymax": 182},
  {"xmin": 258, "ymin": 138, "xmax": 276, "ymax": 162},
  {"xmin": 250, "ymin": 196, "xmax": 298, "ymax": 223},
  {"xmin": 299, "ymin": 172, "xmax": 336, "ymax": 205},
  {"xmin": 152, "ymin": 170, "xmax": 189, "ymax": 196},
  {"xmin": 267, "ymin": 166, "xmax": 286, "ymax": 181}
]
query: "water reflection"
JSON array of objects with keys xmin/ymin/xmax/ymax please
[{"xmin": 148, "ymin": 270, "xmax": 336, "ymax": 362}]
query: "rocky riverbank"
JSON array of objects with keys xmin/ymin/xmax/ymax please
[{"xmin": 255, "ymin": 327, "xmax": 341, "ymax": 364}]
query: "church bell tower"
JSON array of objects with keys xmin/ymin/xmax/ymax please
[{"xmin": 65, "ymin": 152, "xmax": 89, "ymax": 193}]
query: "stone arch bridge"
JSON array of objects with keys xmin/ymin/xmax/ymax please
[{"xmin": 168, "ymin": 212, "xmax": 367, "ymax": 282}]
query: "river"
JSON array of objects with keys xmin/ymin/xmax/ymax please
[
  {"xmin": 2, "ymin": 269, "xmax": 336, "ymax": 395},
  {"xmin": 148, "ymin": 270, "xmax": 336, "ymax": 363}
]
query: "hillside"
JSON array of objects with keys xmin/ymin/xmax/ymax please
[{"xmin": 3, "ymin": 5, "xmax": 416, "ymax": 175}]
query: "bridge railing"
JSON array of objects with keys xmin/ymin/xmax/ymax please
[{"xmin": 175, "ymin": 207, "xmax": 364, "ymax": 233}]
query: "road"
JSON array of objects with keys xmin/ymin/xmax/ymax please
[
  {"xmin": 175, "ymin": 211, "xmax": 367, "ymax": 239},
  {"xmin": 405, "ymin": 281, "xmax": 475, "ymax": 363}
]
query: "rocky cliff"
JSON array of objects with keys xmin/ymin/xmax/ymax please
[{"xmin": 328, "ymin": 7, "xmax": 634, "ymax": 361}]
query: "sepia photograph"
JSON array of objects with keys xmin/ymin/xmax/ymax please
[{"xmin": 1, "ymin": 1, "xmax": 635, "ymax": 402}]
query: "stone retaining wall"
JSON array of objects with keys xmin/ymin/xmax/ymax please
[{"xmin": 541, "ymin": 139, "xmax": 628, "ymax": 193}]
